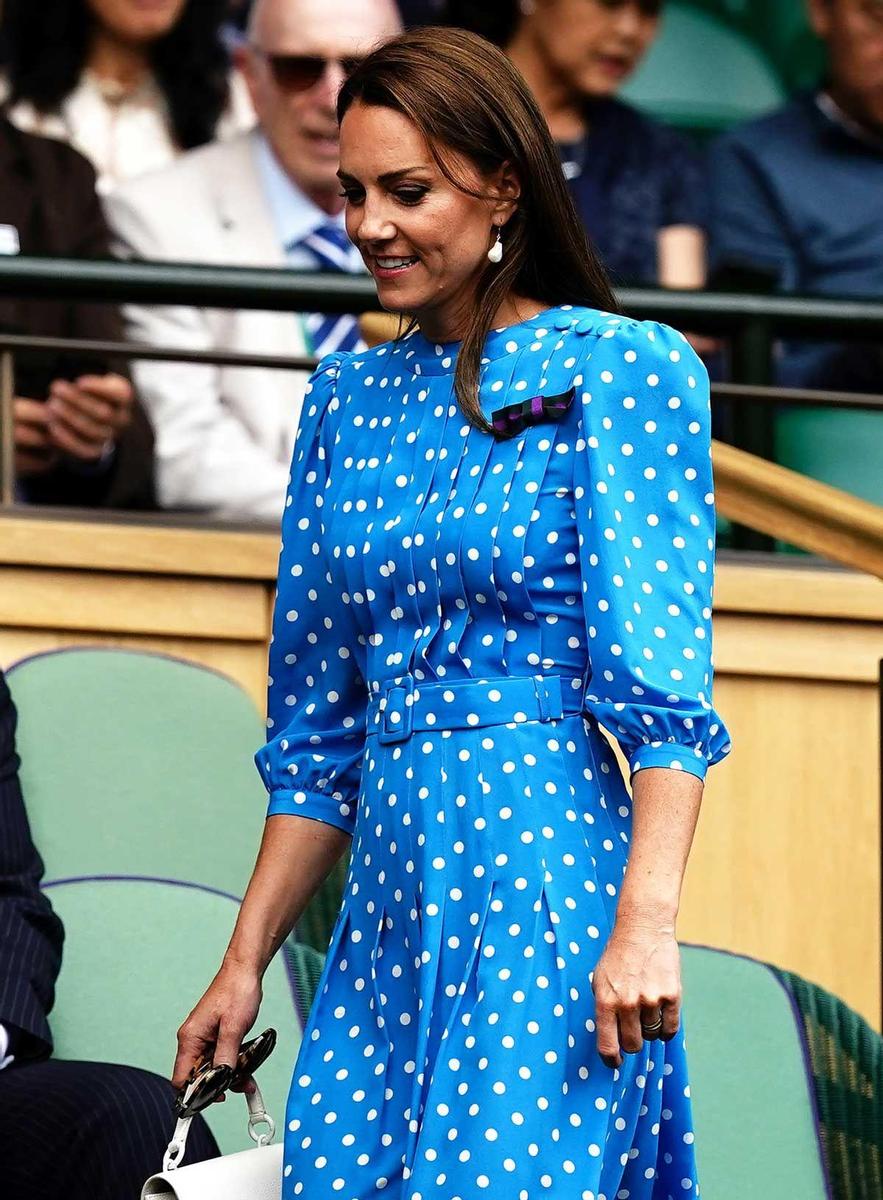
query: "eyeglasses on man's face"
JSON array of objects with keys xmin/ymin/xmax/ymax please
[{"xmin": 252, "ymin": 48, "xmax": 366, "ymax": 93}]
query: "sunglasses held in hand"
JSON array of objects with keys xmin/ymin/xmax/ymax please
[{"xmin": 175, "ymin": 1028, "xmax": 277, "ymax": 1119}]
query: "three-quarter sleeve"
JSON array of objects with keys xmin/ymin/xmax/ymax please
[
  {"xmin": 255, "ymin": 354, "xmax": 368, "ymax": 834},
  {"xmin": 575, "ymin": 319, "xmax": 731, "ymax": 780}
]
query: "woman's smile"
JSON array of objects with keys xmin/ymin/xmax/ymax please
[{"xmin": 368, "ymin": 252, "xmax": 421, "ymax": 280}]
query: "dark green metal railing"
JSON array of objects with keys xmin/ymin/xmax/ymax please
[
  {"xmin": 1, "ymin": 256, "xmax": 881, "ymax": 544},
  {"xmin": 3, "ymin": 254, "xmax": 883, "ymax": 353}
]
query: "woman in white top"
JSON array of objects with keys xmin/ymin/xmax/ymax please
[{"xmin": 1, "ymin": 0, "xmax": 253, "ymax": 192}]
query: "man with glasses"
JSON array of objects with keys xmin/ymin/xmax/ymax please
[{"xmin": 106, "ymin": 0, "xmax": 402, "ymax": 523}]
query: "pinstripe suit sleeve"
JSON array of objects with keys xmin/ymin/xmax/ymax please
[{"xmin": 0, "ymin": 669, "xmax": 65, "ymax": 1059}]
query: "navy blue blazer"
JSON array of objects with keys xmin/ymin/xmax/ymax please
[{"xmin": 0, "ymin": 668, "xmax": 64, "ymax": 1060}]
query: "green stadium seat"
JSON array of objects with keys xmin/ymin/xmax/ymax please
[
  {"xmin": 773, "ymin": 406, "xmax": 883, "ymax": 555},
  {"xmin": 43, "ymin": 877, "xmax": 303, "ymax": 1156},
  {"xmin": 743, "ymin": 0, "xmax": 825, "ymax": 92},
  {"xmin": 681, "ymin": 944, "xmax": 831, "ymax": 1197},
  {"xmin": 774, "ymin": 408, "xmax": 883, "ymax": 509},
  {"xmin": 670, "ymin": 1, "xmax": 822, "ymax": 91},
  {"xmin": 8, "ymin": 646, "xmax": 342, "ymax": 959},
  {"xmin": 7, "ymin": 648, "xmax": 267, "ymax": 898},
  {"xmin": 774, "ymin": 966, "xmax": 883, "ymax": 1200},
  {"xmin": 621, "ymin": 3, "xmax": 786, "ymax": 132}
]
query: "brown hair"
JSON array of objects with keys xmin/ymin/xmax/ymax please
[{"xmin": 337, "ymin": 26, "xmax": 618, "ymax": 434}]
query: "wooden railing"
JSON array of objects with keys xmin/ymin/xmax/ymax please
[{"xmin": 713, "ymin": 440, "xmax": 883, "ymax": 580}]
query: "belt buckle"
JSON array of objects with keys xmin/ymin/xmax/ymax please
[{"xmin": 378, "ymin": 677, "xmax": 414, "ymax": 744}]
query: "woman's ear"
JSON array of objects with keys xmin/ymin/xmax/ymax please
[{"xmin": 491, "ymin": 160, "xmax": 522, "ymax": 224}]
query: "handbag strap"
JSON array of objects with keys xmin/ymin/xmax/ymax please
[{"xmin": 163, "ymin": 1080, "xmax": 276, "ymax": 1172}]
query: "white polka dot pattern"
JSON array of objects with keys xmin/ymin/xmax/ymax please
[{"xmin": 256, "ymin": 305, "xmax": 730, "ymax": 1198}]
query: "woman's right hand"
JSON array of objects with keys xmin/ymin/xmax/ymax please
[{"xmin": 172, "ymin": 961, "xmax": 263, "ymax": 1091}]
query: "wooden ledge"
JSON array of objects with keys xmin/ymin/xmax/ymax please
[
  {"xmin": 0, "ymin": 511, "xmax": 279, "ymax": 580},
  {"xmin": 1, "ymin": 510, "xmax": 882, "ymax": 624}
]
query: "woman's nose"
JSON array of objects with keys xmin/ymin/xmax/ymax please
[
  {"xmin": 613, "ymin": 3, "xmax": 647, "ymax": 39},
  {"xmin": 354, "ymin": 199, "xmax": 396, "ymax": 245}
]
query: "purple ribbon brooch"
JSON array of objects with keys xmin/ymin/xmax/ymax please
[{"xmin": 490, "ymin": 387, "xmax": 576, "ymax": 441}]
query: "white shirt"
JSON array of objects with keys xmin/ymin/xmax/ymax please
[
  {"xmin": 252, "ymin": 132, "xmax": 360, "ymax": 270},
  {"xmin": 0, "ymin": 1024, "xmax": 13, "ymax": 1070},
  {"xmin": 253, "ymin": 132, "xmax": 365, "ymax": 357},
  {"xmin": 3, "ymin": 68, "xmax": 254, "ymax": 193}
]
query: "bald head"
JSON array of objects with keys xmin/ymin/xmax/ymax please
[
  {"xmin": 241, "ymin": 0, "xmax": 402, "ymax": 212},
  {"xmin": 248, "ymin": 0, "xmax": 402, "ymax": 57}
]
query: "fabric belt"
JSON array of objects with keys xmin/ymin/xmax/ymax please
[{"xmin": 366, "ymin": 673, "xmax": 585, "ymax": 745}]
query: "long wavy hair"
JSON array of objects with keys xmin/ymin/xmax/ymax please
[
  {"xmin": 1, "ymin": 0, "xmax": 231, "ymax": 150},
  {"xmin": 338, "ymin": 27, "xmax": 617, "ymax": 434}
]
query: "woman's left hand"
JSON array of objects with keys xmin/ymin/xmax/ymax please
[{"xmin": 591, "ymin": 916, "xmax": 682, "ymax": 1069}]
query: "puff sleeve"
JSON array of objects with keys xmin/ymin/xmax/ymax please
[
  {"xmin": 574, "ymin": 319, "xmax": 731, "ymax": 780},
  {"xmin": 255, "ymin": 354, "xmax": 368, "ymax": 834}
]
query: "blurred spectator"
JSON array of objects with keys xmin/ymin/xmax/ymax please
[
  {"xmin": 227, "ymin": 0, "xmax": 253, "ymax": 31},
  {"xmin": 709, "ymin": 0, "xmax": 883, "ymax": 391},
  {"xmin": 0, "ymin": 0, "xmax": 254, "ymax": 193},
  {"xmin": 223, "ymin": 0, "xmax": 253, "ymax": 50},
  {"xmin": 105, "ymin": 0, "xmax": 401, "ymax": 523},
  {"xmin": 0, "ymin": 117, "xmax": 154, "ymax": 509},
  {"xmin": 399, "ymin": 0, "xmax": 447, "ymax": 23},
  {"xmin": 450, "ymin": 0, "xmax": 707, "ymax": 288},
  {"xmin": 0, "ymin": 666, "xmax": 218, "ymax": 1199}
]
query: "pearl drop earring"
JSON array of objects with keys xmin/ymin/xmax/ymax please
[{"xmin": 487, "ymin": 227, "xmax": 503, "ymax": 264}]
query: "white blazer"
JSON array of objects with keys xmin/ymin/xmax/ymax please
[
  {"xmin": 105, "ymin": 131, "xmax": 312, "ymax": 523},
  {"xmin": 4, "ymin": 69, "xmax": 255, "ymax": 193}
]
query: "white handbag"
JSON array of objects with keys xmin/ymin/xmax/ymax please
[{"xmin": 141, "ymin": 1081, "xmax": 282, "ymax": 1200}]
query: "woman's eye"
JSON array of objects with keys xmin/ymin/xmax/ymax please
[
  {"xmin": 339, "ymin": 188, "xmax": 364, "ymax": 204},
  {"xmin": 395, "ymin": 188, "xmax": 428, "ymax": 206}
]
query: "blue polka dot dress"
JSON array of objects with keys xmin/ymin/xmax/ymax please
[{"xmin": 256, "ymin": 305, "xmax": 731, "ymax": 1200}]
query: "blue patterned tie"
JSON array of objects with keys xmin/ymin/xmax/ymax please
[{"xmin": 291, "ymin": 222, "xmax": 362, "ymax": 356}]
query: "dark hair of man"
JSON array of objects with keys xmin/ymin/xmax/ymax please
[
  {"xmin": 338, "ymin": 27, "xmax": 618, "ymax": 433},
  {"xmin": 0, "ymin": 0, "xmax": 231, "ymax": 151}
]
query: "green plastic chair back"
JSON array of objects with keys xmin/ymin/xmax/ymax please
[
  {"xmin": 667, "ymin": 1, "xmax": 823, "ymax": 89},
  {"xmin": 773, "ymin": 408, "xmax": 883, "ymax": 554},
  {"xmin": 774, "ymin": 408, "xmax": 883, "ymax": 508},
  {"xmin": 7, "ymin": 648, "xmax": 267, "ymax": 899},
  {"xmin": 744, "ymin": 0, "xmax": 825, "ymax": 92},
  {"xmin": 682, "ymin": 944, "xmax": 831, "ymax": 1198},
  {"xmin": 621, "ymin": 4, "xmax": 786, "ymax": 132},
  {"xmin": 774, "ymin": 967, "xmax": 883, "ymax": 1200},
  {"xmin": 44, "ymin": 877, "xmax": 302, "ymax": 1156}
]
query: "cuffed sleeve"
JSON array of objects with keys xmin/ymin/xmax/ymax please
[
  {"xmin": 575, "ymin": 319, "xmax": 731, "ymax": 781},
  {"xmin": 255, "ymin": 354, "xmax": 368, "ymax": 834}
]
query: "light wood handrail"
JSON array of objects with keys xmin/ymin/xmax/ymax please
[
  {"xmin": 1, "ymin": 443, "xmax": 880, "ymax": 581},
  {"xmin": 713, "ymin": 439, "xmax": 883, "ymax": 579}
]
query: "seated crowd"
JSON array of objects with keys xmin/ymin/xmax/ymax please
[{"xmin": 0, "ymin": 0, "xmax": 880, "ymax": 522}]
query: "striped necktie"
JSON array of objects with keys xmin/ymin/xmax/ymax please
[{"xmin": 291, "ymin": 222, "xmax": 362, "ymax": 357}]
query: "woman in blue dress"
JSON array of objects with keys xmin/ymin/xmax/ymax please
[{"xmin": 174, "ymin": 27, "xmax": 730, "ymax": 1200}]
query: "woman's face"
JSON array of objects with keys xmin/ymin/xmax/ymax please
[
  {"xmin": 338, "ymin": 102, "xmax": 515, "ymax": 340},
  {"xmin": 86, "ymin": 0, "xmax": 189, "ymax": 45},
  {"xmin": 522, "ymin": 0, "xmax": 661, "ymax": 98}
]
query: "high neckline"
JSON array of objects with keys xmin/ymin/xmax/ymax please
[{"xmin": 399, "ymin": 305, "xmax": 578, "ymax": 375}]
